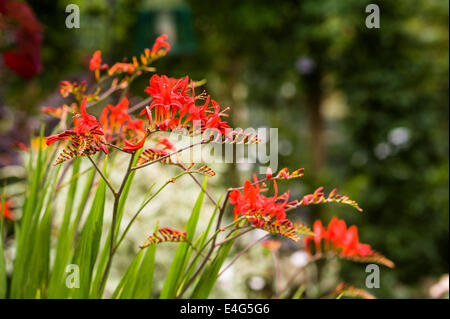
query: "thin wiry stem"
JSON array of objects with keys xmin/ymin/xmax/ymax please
[
  {"xmin": 98, "ymin": 152, "xmax": 135, "ymax": 295},
  {"xmin": 87, "ymin": 155, "xmax": 116, "ymax": 195},
  {"xmin": 128, "ymin": 97, "xmax": 152, "ymax": 113},
  {"xmin": 131, "ymin": 140, "xmax": 207, "ymax": 171},
  {"xmin": 176, "ymin": 218, "xmax": 244, "ymax": 295},
  {"xmin": 177, "ymin": 184, "xmax": 232, "ymax": 295},
  {"xmin": 178, "ymin": 162, "xmax": 217, "ymax": 207},
  {"xmin": 113, "ymin": 170, "xmax": 191, "ymax": 254},
  {"xmin": 217, "ymin": 234, "xmax": 270, "ymax": 277},
  {"xmin": 214, "ymin": 227, "xmax": 253, "ymax": 247}
]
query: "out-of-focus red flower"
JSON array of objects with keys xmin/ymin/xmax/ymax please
[
  {"xmin": 122, "ymin": 132, "xmax": 148, "ymax": 152},
  {"xmin": 0, "ymin": 0, "xmax": 42, "ymax": 79},
  {"xmin": 41, "ymin": 104, "xmax": 76, "ymax": 120},
  {"xmin": 261, "ymin": 239, "xmax": 282, "ymax": 252},
  {"xmin": 57, "ymin": 81, "xmax": 98, "ymax": 102},
  {"xmin": 108, "ymin": 62, "xmax": 135, "ymax": 76},
  {"xmin": 1, "ymin": 196, "xmax": 14, "ymax": 220},
  {"xmin": 139, "ymin": 34, "xmax": 171, "ymax": 65},
  {"xmin": 150, "ymin": 34, "xmax": 170, "ymax": 58},
  {"xmin": 100, "ymin": 97, "xmax": 131, "ymax": 140},
  {"xmin": 46, "ymin": 98, "xmax": 108, "ymax": 164},
  {"xmin": 304, "ymin": 217, "xmax": 394, "ymax": 268},
  {"xmin": 100, "ymin": 98, "xmax": 146, "ymax": 146},
  {"xmin": 89, "ymin": 50, "xmax": 107, "ymax": 80},
  {"xmin": 154, "ymin": 135, "xmax": 176, "ymax": 151}
]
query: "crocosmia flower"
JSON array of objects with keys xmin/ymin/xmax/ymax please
[
  {"xmin": 89, "ymin": 50, "xmax": 108, "ymax": 80},
  {"xmin": 229, "ymin": 177, "xmax": 294, "ymax": 221},
  {"xmin": 150, "ymin": 34, "xmax": 170, "ymax": 58},
  {"xmin": 304, "ymin": 217, "xmax": 394, "ymax": 268}
]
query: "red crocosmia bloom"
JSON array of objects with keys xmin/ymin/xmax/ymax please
[
  {"xmin": 89, "ymin": 50, "xmax": 107, "ymax": 80},
  {"xmin": 150, "ymin": 34, "xmax": 170, "ymax": 58},
  {"xmin": 155, "ymin": 135, "xmax": 176, "ymax": 151},
  {"xmin": 100, "ymin": 97, "xmax": 132, "ymax": 140},
  {"xmin": 303, "ymin": 217, "xmax": 393, "ymax": 266},
  {"xmin": 89, "ymin": 50, "xmax": 102, "ymax": 71},
  {"xmin": 122, "ymin": 132, "xmax": 148, "ymax": 152},
  {"xmin": 229, "ymin": 176, "xmax": 295, "ymax": 221},
  {"xmin": 123, "ymin": 119, "xmax": 147, "ymax": 141},
  {"xmin": 46, "ymin": 98, "xmax": 108, "ymax": 164},
  {"xmin": 108, "ymin": 62, "xmax": 135, "ymax": 76},
  {"xmin": 1, "ymin": 197, "xmax": 14, "ymax": 220}
]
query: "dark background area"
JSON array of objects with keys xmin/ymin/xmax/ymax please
[{"xmin": 1, "ymin": 0, "xmax": 448, "ymax": 297}]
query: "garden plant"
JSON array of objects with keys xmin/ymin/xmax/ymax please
[{"xmin": 0, "ymin": 34, "xmax": 394, "ymax": 299}]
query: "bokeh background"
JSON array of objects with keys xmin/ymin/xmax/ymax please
[{"xmin": 1, "ymin": 0, "xmax": 448, "ymax": 298}]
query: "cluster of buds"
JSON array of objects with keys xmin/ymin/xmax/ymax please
[{"xmin": 140, "ymin": 227, "xmax": 187, "ymax": 248}]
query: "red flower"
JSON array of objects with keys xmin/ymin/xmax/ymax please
[
  {"xmin": 155, "ymin": 135, "xmax": 176, "ymax": 151},
  {"xmin": 150, "ymin": 34, "xmax": 170, "ymax": 58},
  {"xmin": 122, "ymin": 132, "xmax": 148, "ymax": 152},
  {"xmin": 261, "ymin": 239, "xmax": 282, "ymax": 252},
  {"xmin": 229, "ymin": 176, "xmax": 294, "ymax": 221},
  {"xmin": 1, "ymin": 197, "xmax": 14, "ymax": 220},
  {"xmin": 108, "ymin": 62, "xmax": 135, "ymax": 76},
  {"xmin": 46, "ymin": 98, "xmax": 108, "ymax": 164},
  {"xmin": 100, "ymin": 97, "xmax": 132, "ymax": 140},
  {"xmin": 89, "ymin": 50, "xmax": 107, "ymax": 79},
  {"xmin": 303, "ymin": 217, "xmax": 393, "ymax": 268},
  {"xmin": 89, "ymin": 50, "xmax": 102, "ymax": 71}
]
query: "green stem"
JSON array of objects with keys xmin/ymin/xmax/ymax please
[
  {"xmin": 98, "ymin": 153, "xmax": 135, "ymax": 295},
  {"xmin": 87, "ymin": 155, "xmax": 116, "ymax": 195},
  {"xmin": 113, "ymin": 171, "xmax": 188, "ymax": 253}
]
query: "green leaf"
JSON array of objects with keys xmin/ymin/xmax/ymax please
[
  {"xmin": 159, "ymin": 178, "xmax": 207, "ymax": 299},
  {"xmin": 48, "ymin": 158, "xmax": 82, "ymax": 298},
  {"xmin": 72, "ymin": 157, "xmax": 107, "ymax": 298},
  {"xmin": 177, "ymin": 195, "xmax": 222, "ymax": 294},
  {"xmin": 190, "ymin": 234, "xmax": 236, "ymax": 299},
  {"xmin": 111, "ymin": 250, "xmax": 144, "ymax": 299},
  {"xmin": 132, "ymin": 241, "xmax": 157, "ymax": 299}
]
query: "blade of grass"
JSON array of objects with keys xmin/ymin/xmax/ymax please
[
  {"xmin": 72, "ymin": 157, "xmax": 107, "ymax": 298},
  {"xmin": 159, "ymin": 177, "xmax": 207, "ymax": 299},
  {"xmin": 190, "ymin": 234, "xmax": 236, "ymax": 298},
  {"xmin": 48, "ymin": 158, "xmax": 81, "ymax": 297}
]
